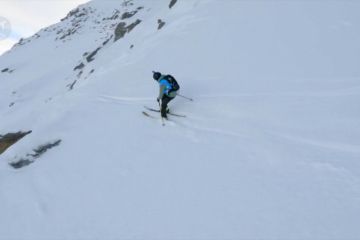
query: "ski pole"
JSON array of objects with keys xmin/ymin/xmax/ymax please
[{"xmin": 177, "ymin": 93, "xmax": 193, "ymax": 102}]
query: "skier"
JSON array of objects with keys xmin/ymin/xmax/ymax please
[{"xmin": 152, "ymin": 71, "xmax": 180, "ymax": 119}]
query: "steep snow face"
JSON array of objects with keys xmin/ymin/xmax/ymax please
[{"xmin": 1, "ymin": 0, "xmax": 360, "ymax": 239}]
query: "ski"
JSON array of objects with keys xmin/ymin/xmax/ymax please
[
  {"xmin": 144, "ymin": 106, "xmax": 186, "ymax": 118},
  {"xmin": 142, "ymin": 111, "xmax": 166, "ymax": 126},
  {"xmin": 142, "ymin": 111, "xmax": 157, "ymax": 119}
]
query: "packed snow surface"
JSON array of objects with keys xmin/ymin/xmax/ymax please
[{"xmin": 0, "ymin": 0, "xmax": 360, "ymax": 239}]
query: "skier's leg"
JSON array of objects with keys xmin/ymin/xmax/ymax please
[{"xmin": 161, "ymin": 96, "xmax": 173, "ymax": 118}]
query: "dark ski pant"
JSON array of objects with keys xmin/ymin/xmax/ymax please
[{"xmin": 161, "ymin": 95, "xmax": 174, "ymax": 118}]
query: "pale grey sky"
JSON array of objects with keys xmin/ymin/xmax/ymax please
[{"xmin": 0, "ymin": 0, "xmax": 89, "ymax": 55}]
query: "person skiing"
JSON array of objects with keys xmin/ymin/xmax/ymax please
[{"xmin": 152, "ymin": 71, "xmax": 180, "ymax": 119}]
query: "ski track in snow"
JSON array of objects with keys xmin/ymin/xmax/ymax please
[
  {"xmin": 271, "ymin": 132, "xmax": 360, "ymax": 154},
  {"xmin": 97, "ymin": 94, "xmax": 249, "ymax": 139},
  {"xmin": 97, "ymin": 95, "xmax": 154, "ymax": 104},
  {"xmin": 1, "ymin": 0, "xmax": 360, "ymax": 239}
]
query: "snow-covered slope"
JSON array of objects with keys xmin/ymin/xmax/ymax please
[{"xmin": 1, "ymin": 0, "xmax": 360, "ymax": 239}]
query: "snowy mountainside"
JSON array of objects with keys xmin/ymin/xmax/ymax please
[{"xmin": 1, "ymin": 0, "xmax": 360, "ymax": 239}]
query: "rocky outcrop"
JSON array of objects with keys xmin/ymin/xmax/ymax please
[
  {"xmin": 169, "ymin": 0, "xmax": 178, "ymax": 9},
  {"xmin": 67, "ymin": 80, "xmax": 77, "ymax": 90},
  {"xmin": 86, "ymin": 47, "xmax": 102, "ymax": 62},
  {"xmin": 114, "ymin": 19, "xmax": 142, "ymax": 42},
  {"xmin": 74, "ymin": 62, "xmax": 85, "ymax": 71},
  {"xmin": 9, "ymin": 139, "xmax": 62, "ymax": 169},
  {"xmin": 1, "ymin": 68, "xmax": 14, "ymax": 73},
  {"xmin": 0, "ymin": 131, "xmax": 32, "ymax": 155},
  {"xmin": 158, "ymin": 19, "xmax": 166, "ymax": 30},
  {"xmin": 121, "ymin": 11, "xmax": 138, "ymax": 20}
]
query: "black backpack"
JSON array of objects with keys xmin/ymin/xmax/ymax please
[{"xmin": 164, "ymin": 75, "xmax": 180, "ymax": 91}]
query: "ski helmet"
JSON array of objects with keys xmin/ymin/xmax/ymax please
[{"xmin": 152, "ymin": 71, "xmax": 161, "ymax": 81}]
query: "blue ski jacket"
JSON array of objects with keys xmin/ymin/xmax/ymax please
[{"xmin": 158, "ymin": 75, "xmax": 177, "ymax": 99}]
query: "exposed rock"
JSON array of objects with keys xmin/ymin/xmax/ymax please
[
  {"xmin": 9, "ymin": 159, "xmax": 33, "ymax": 169},
  {"xmin": 130, "ymin": 44, "xmax": 134, "ymax": 49},
  {"xmin": 158, "ymin": 19, "xmax": 166, "ymax": 30},
  {"xmin": 16, "ymin": 38, "xmax": 28, "ymax": 47},
  {"xmin": 67, "ymin": 80, "xmax": 77, "ymax": 90},
  {"xmin": 114, "ymin": 22, "xmax": 127, "ymax": 41},
  {"xmin": 0, "ymin": 131, "xmax": 32, "ymax": 155},
  {"xmin": 103, "ymin": 10, "xmax": 120, "ymax": 20},
  {"xmin": 169, "ymin": 0, "xmax": 178, "ymax": 9},
  {"xmin": 114, "ymin": 19, "xmax": 142, "ymax": 42},
  {"xmin": 68, "ymin": 8, "xmax": 80, "ymax": 18},
  {"xmin": 9, "ymin": 102, "xmax": 15, "ymax": 107},
  {"xmin": 57, "ymin": 8, "xmax": 90, "ymax": 41},
  {"xmin": 59, "ymin": 28, "xmax": 77, "ymax": 40},
  {"xmin": 77, "ymin": 13, "xmax": 86, "ymax": 18},
  {"xmin": 9, "ymin": 140, "xmax": 62, "ymax": 169},
  {"xmin": 61, "ymin": 7, "xmax": 88, "ymax": 21},
  {"xmin": 1, "ymin": 68, "xmax": 14, "ymax": 73},
  {"xmin": 102, "ymin": 36, "xmax": 113, "ymax": 46},
  {"xmin": 122, "ymin": 0, "xmax": 134, "ymax": 7},
  {"xmin": 77, "ymin": 71, "xmax": 83, "ymax": 78},
  {"xmin": 30, "ymin": 140, "xmax": 62, "ymax": 158},
  {"xmin": 86, "ymin": 47, "xmax": 102, "ymax": 62},
  {"xmin": 121, "ymin": 11, "xmax": 138, "ymax": 20},
  {"xmin": 74, "ymin": 62, "xmax": 85, "ymax": 71},
  {"xmin": 127, "ymin": 19, "xmax": 142, "ymax": 32}
]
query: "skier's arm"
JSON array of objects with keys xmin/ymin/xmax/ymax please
[{"xmin": 158, "ymin": 84, "xmax": 166, "ymax": 100}]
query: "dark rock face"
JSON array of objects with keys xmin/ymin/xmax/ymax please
[
  {"xmin": 86, "ymin": 47, "xmax": 102, "ymax": 62},
  {"xmin": 59, "ymin": 29, "xmax": 77, "ymax": 40},
  {"xmin": 158, "ymin": 19, "xmax": 166, "ymax": 30},
  {"xmin": 67, "ymin": 80, "xmax": 77, "ymax": 90},
  {"xmin": 102, "ymin": 36, "xmax": 113, "ymax": 46},
  {"xmin": 121, "ymin": 11, "xmax": 138, "ymax": 20},
  {"xmin": 0, "ymin": 131, "xmax": 32, "ymax": 155},
  {"xmin": 1, "ymin": 68, "xmax": 14, "ymax": 73},
  {"xmin": 67, "ymin": 8, "xmax": 80, "ymax": 19},
  {"xmin": 61, "ymin": 7, "xmax": 90, "ymax": 21},
  {"xmin": 9, "ymin": 140, "xmax": 62, "ymax": 169},
  {"xmin": 169, "ymin": 0, "xmax": 178, "ymax": 9},
  {"xmin": 57, "ymin": 7, "xmax": 92, "ymax": 42},
  {"xmin": 74, "ymin": 62, "xmax": 85, "ymax": 71},
  {"xmin": 114, "ymin": 19, "xmax": 142, "ymax": 42},
  {"xmin": 30, "ymin": 140, "xmax": 62, "ymax": 158},
  {"xmin": 127, "ymin": 19, "xmax": 142, "ymax": 32},
  {"xmin": 9, "ymin": 159, "xmax": 33, "ymax": 169},
  {"xmin": 103, "ymin": 10, "xmax": 120, "ymax": 20},
  {"xmin": 114, "ymin": 22, "xmax": 127, "ymax": 41},
  {"xmin": 122, "ymin": 0, "xmax": 134, "ymax": 7},
  {"xmin": 77, "ymin": 71, "xmax": 83, "ymax": 78},
  {"xmin": 16, "ymin": 38, "xmax": 27, "ymax": 46}
]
